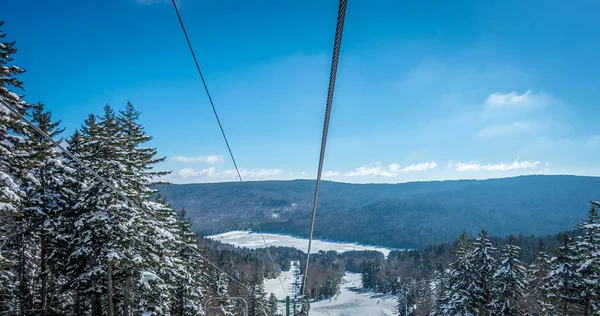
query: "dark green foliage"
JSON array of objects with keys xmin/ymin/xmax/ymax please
[{"xmin": 157, "ymin": 175, "xmax": 600, "ymax": 248}]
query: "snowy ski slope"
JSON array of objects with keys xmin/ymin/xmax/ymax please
[{"xmin": 264, "ymin": 269, "xmax": 397, "ymax": 316}]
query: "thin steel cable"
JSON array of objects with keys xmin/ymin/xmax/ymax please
[
  {"xmin": 0, "ymin": 99, "xmax": 255, "ymax": 295},
  {"xmin": 170, "ymin": 0, "xmax": 288, "ymax": 296},
  {"xmin": 301, "ymin": 0, "xmax": 348, "ymax": 301},
  {"xmin": 0, "ymin": 99, "xmax": 139, "ymax": 210}
]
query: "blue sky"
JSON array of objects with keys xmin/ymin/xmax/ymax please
[{"xmin": 3, "ymin": 0, "xmax": 600, "ymax": 183}]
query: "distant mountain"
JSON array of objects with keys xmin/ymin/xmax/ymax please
[{"xmin": 156, "ymin": 175, "xmax": 600, "ymax": 248}]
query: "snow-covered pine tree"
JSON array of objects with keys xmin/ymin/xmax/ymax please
[
  {"xmin": 471, "ymin": 229, "xmax": 496, "ymax": 313},
  {"xmin": 248, "ymin": 272, "xmax": 268, "ymax": 316},
  {"xmin": 524, "ymin": 240, "xmax": 553, "ymax": 314},
  {"xmin": 574, "ymin": 201, "xmax": 600, "ymax": 314},
  {"xmin": 116, "ymin": 102, "xmax": 203, "ymax": 314},
  {"xmin": 0, "ymin": 20, "xmax": 31, "ymax": 314},
  {"xmin": 23, "ymin": 102, "xmax": 79, "ymax": 315},
  {"xmin": 217, "ymin": 273, "xmax": 236, "ymax": 316},
  {"xmin": 543, "ymin": 231, "xmax": 584, "ymax": 314},
  {"xmin": 490, "ymin": 235, "xmax": 527, "ymax": 315},
  {"xmin": 397, "ymin": 276, "xmax": 416, "ymax": 316},
  {"xmin": 65, "ymin": 107, "xmax": 143, "ymax": 315},
  {"xmin": 438, "ymin": 232, "xmax": 479, "ymax": 315},
  {"xmin": 267, "ymin": 293, "xmax": 278, "ymax": 315},
  {"xmin": 171, "ymin": 208, "xmax": 206, "ymax": 315}
]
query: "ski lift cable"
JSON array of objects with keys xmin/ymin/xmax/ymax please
[
  {"xmin": 0, "ymin": 99, "xmax": 257, "ymax": 296},
  {"xmin": 170, "ymin": 0, "xmax": 288, "ymax": 296},
  {"xmin": 301, "ymin": 0, "xmax": 348, "ymax": 303},
  {"xmin": 0, "ymin": 99, "xmax": 141, "ymax": 211}
]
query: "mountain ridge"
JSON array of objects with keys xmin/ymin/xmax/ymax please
[{"xmin": 157, "ymin": 175, "xmax": 600, "ymax": 248}]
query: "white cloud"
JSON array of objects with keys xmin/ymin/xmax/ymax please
[
  {"xmin": 178, "ymin": 167, "xmax": 216, "ymax": 179},
  {"xmin": 346, "ymin": 161, "xmax": 437, "ymax": 177},
  {"xmin": 173, "ymin": 155, "xmax": 223, "ymax": 164},
  {"xmin": 220, "ymin": 168, "xmax": 283, "ymax": 179},
  {"xmin": 400, "ymin": 161, "xmax": 437, "ymax": 173},
  {"xmin": 346, "ymin": 162, "xmax": 397, "ymax": 177},
  {"xmin": 484, "ymin": 90, "xmax": 548, "ymax": 109},
  {"xmin": 176, "ymin": 167, "xmax": 283, "ymax": 181},
  {"xmin": 323, "ymin": 170, "xmax": 341, "ymax": 177},
  {"xmin": 476, "ymin": 121, "xmax": 534, "ymax": 139},
  {"xmin": 483, "ymin": 160, "xmax": 540, "ymax": 171},
  {"xmin": 454, "ymin": 160, "xmax": 541, "ymax": 172},
  {"xmin": 388, "ymin": 163, "xmax": 401, "ymax": 173},
  {"xmin": 455, "ymin": 162, "xmax": 481, "ymax": 172},
  {"xmin": 485, "ymin": 90, "xmax": 531, "ymax": 107}
]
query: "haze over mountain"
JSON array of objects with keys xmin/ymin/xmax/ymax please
[{"xmin": 157, "ymin": 174, "xmax": 600, "ymax": 248}]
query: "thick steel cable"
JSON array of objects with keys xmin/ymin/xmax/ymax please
[
  {"xmin": 301, "ymin": 0, "xmax": 348, "ymax": 301},
  {"xmin": 170, "ymin": 0, "xmax": 288, "ymax": 296},
  {"xmin": 0, "ymin": 99, "xmax": 255, "ymax": 295}
]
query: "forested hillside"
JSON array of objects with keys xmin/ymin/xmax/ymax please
[{"xmin": 158, "ymin": 175, "xmax": 600, "ymax": 248}]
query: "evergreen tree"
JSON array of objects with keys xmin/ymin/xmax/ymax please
[
  {"xmin": 397, "ymin": 276, "xmax": 416, "ymax": 316},
  {"xmin": 524, "ymin": 240, "xmax": 553, "ymax": 314},
  {"xmin": 65, "ymin": 108, "xmax": 142, "ymax": 315},
  {"xmin": 471, "ymin": 229, "xmax": 496, "ymax": 313},
  {"xmin": 217, "ymin": 273, "xmax": 236, "ymax": 316},
  {"xmin": 491, "ymin": 235, "xmax": 527, "ymax": 315},
  {"xmin": 171, "ymin": 208, "xmax": 206, "ymax": 315},
  {"xmin": 439, "ymin": 233, "xmax": 479, "ymax": 315},
  {"xmin": 248, "ymin": 272, "xmax": 268, "ymax": 316},
  {"xmin": 0, "ymin": 20, "xmax": 30, "ymax": 314},
  {"xmin": 574, "ymin": 201, "xmax": 600, "ymax": 314},
  {"xmin": 22, "ymin": 102, "xmax": 79, "ymax": 315},
  {"xmin": 115, "ymin": 103, "xmax": 197, "ymax": 314},
  {"xmin": 543, "ymin": 231, "xmax": 583, "ymax": 314},
  {"xmin": 267, "ymin": 293, "xmax": 278, "ymax": 315}
]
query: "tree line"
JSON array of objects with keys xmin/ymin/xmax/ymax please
[{"xmin": 357, "ymin": 202, "xmax": 600, "ymax": 315}]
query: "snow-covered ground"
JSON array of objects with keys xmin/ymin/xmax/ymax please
[
  {"xmin": 208, "ymin": 232, "xmax": 400, "ymax": 315},
  {"xmin": 264, "ymin": 261, "xmax": 301, "ymax": 302},
  {"xmin": 265, "ymin": 269, "xmax": 397, "ymax": 316},
  {"xmin": 206, "ymin": 230, "xmax": 396, "ymax": 257},
  {"xmin": 310, "ymin": 273, "xmax": 397, "ymax": 316}
]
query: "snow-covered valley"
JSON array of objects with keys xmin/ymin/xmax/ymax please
[
  {"xmin": 208, "ymin": 231, "xmax": 399, "ymax": 315},
  {"xmin": 206, "ymin": 230, "xmax": 397, "ymax": 257}
]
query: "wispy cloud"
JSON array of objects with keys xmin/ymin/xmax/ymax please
[
  {"xmin": 483, "ymin": 160, "xmax": 540, "ymax": 171},
  {"xmin": 399, "ymin": 161, "xmax": 437, "ymax": 173},
  {"xmin": 484, "ymin": 90, "xmax": 548, "ymax": 109},
  {"xmin": 454, "ymin": 159, "xmax": 541, "ymax": 172},
  {"xmin": 455, "ymin": 162, "xmax": 481, "ymax": 172},
  {"xmin": 177, "ymin": 167, "xmax": 283, "ymax": 180},
  {"xmin": 346, "ymin": 161, "xmax": 437, "ymax": 177},
  {"xmin": 173, "ymin": 155, "xmax": 224, "ymax": 164},
  {"xmin": 346, "ymin": 162, "xmax": 397, "ymax": 177},
  {"xmin": 178, "ymin": 167, "xmax": 216, "ymax": 179},
  {"xmin": 220, "ymin": 169, "xmax": 283, "ymax": 179}
]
